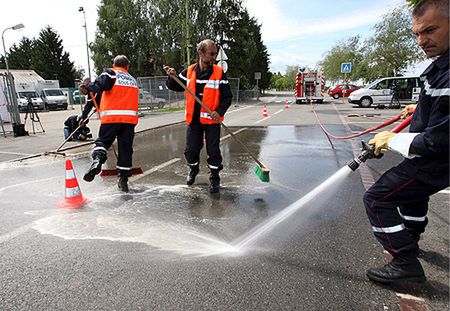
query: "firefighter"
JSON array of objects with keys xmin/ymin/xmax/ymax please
[
  {"xmin": 79, "ymin": 55, "xmax": 139, "ymax": 192},
  {"xmin": 363, "ymin": 0, "xmax": 449, "ymax": 284},
  {"xmin": 163, "ymin": 39, "xmax": 233, "ymax": 193}
]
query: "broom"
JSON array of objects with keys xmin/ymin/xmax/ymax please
[
  {"xmin": 88, "ymin": 91, "xmax": 143, "ymax": 176},
  {"xmin": 45, "ymin": 109, "xmax": 97, "ymax": 156},
  {"xmin": 168, "ymin": 72, "xmax": 270, "ymax": 182}
]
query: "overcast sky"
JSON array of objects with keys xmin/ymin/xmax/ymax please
[{"xmin": 1, "ymin": 0, "xmax": 428, "ymax": 79}]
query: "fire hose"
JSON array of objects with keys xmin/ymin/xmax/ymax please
[{"xmin": 346, "ymin": 115, "xmax": 413, "ymax": 171}]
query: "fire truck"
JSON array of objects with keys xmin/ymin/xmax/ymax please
[{"xmin": 294, "ymin": 69, "xmax": 324, "ymax": 104}]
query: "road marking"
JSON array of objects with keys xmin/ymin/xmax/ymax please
[
  {"xmin": 273, "ymin": 109, "xmax": 284, "ymax": 115},
  {"xmin": 221, "ymin": 128, "xmax": 247, "ymax": 141},
  {"xmin": 0, "ymin": 223, "xmax": 33, "ymax": 244},
  {"xmin": 130, "ymin": 158, "xmax": 180, "ymax": 182},
  {"xmin": 0, "ymin": 176, "xmax": 58, "ymax": 193},
  {"xmin": 255, "ymin": 116, "xmax": 272, "ymax": 124},
  {"xmin": 0, "ymin": 151, "xmax": 34, "ymax": 156}
]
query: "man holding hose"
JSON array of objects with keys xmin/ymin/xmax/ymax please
[{"xmin": 363, "ymin": 0, "xmax": 449, "ymax": 284}]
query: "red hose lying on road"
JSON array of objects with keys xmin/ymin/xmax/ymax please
[{"xmin": 310, "ymin": 102, "xmax": 405, "ymax": 140}]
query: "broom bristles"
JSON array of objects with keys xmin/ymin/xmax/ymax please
[{"xmin": 255, "ymin": 165, "xmax": 270, "ymax": 182}]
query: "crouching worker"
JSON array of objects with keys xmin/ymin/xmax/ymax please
[
  {"xmin": 63, "ymin": 115, "xmax": 92, "ymax": 141},
  {"xmin": 78, "ymin": 55, "xmax": 139, "ymax": 192}
]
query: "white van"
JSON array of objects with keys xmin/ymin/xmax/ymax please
[{"xmin": 348, "ymin": 76, "xmax": 421, "ymax": 108}]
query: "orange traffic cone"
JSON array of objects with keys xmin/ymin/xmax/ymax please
[
  {"xmin": 59, "ymin": 159, "xmax": 89, "ymax": 209},
  {"xmin": 284, "ymin": 100, "xmax": 289, "ymax": 108},
  {"xmin": 262, "ymin": 104, "xmax": 269, "ymax": 117}
]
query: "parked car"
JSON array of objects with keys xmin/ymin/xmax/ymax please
[
  {"xmin": 328, "ymin": 84, "xmax": 360, "ymax": 99},
  {"xmin": 348, "ymin": 76, "xmax": 420, "ymax": 108},
  {"xmin": 17, "ymin": 90, "xmax": 45, "ymax": 112},
  {"xmin": 72, "ymin": 90, "xmax": 86, "ymax": 105},
  {"xmin": 138, "ymin": 90, "xmax": 166, "ymax": 110}
]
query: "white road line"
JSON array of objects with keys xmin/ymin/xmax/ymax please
[
  {"xmin": 0, "ymin": 176, "xmax": 58, "ymax": 192},
  {"xmin": 221, "ymin": 128, "xmax": 248, "ymax": 141},
  {"xmin": 255, "ymin": 116, "xmax": 272, "ymax": 124},
  {"xmin": 0, "ymin": 151, "xmax": 34, "ymax": 156},
  {"xmin": 0, "ymin": 223, "xmax": 33, "ymax": 244},
  {"xmin": 273, "ymin": 109, "xmax": 284, "ymax": 115},
  {"xmin": 129, "ymin": 158, "xmax": 181, "ymax": 182}
]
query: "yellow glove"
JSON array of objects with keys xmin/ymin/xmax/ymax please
[
  {"xmin": 368, "ymin": 131, "xmax": 396, "ymax": 156},
  {"xmin": 401, "ymin": 104, "xmax": 417, "ymax": 119}
]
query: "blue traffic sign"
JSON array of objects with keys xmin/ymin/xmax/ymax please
[{"xmin": 341, "ymin": 63, "xmax": 351, "ymax": 73}]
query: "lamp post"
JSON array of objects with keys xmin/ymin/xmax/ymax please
[
  {"xmin": 78, "ymin": 7, "xmax": 91, "ymax": 80},
  {"xmin": 2, "ymin": 23, "xmax": 25, "ymax": 134},
  {"xmin": 2, "ymin": 23, "xmax": 24, "ymax": 72}
]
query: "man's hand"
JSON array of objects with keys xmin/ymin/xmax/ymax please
[
  {"xmin": 368, "ymin": 131, "xmax": 396, "ymax": 156},
  {"xmin": 210, "ymin": 111, "xmax": 220, "ymax": 122},
  {"xmin": 163, "ymin": 65, "xmax": 176, "ymax": 76},
  {"xmin": 78, "ymin": 118, "xmax": 85, "ymax": 127},
  {"xmin": 401, "ymin": 104, "xmax": 417, "ymax": 119}
]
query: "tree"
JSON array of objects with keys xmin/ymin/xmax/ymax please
[
  {"xmin": 319, "ymin": 36, "xmax": 364, "ymax": 84},
  {"xmin": 363, "ymin": 5, "xmax": 424, "ymax": 79},
  {"xmin": 91, "ymin": 0, "xmax": 153, "ymax": 77},
  {"xmin": 2, "ymin": 38, "xmax": 34, "ymax": 70},
  {"xmin": 33, "ymin": 26, "xmax": 78, "ymax": 87}
]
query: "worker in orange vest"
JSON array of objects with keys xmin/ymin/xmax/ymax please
[
  {"xmin": 164, "ymin": 39, "xmax": 233, "ymax": 193},
  {"xmin": 79, "ymin": 55, "xmax": 139, "ymax": 192}
]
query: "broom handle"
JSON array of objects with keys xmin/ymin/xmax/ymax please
[
  {"xmin": 169, "ymin": 73, "xmax": 266, "ymax": 168},
  {"xmin": 56, "ymin": 109, "xmax": 96, "ymax": 152}
]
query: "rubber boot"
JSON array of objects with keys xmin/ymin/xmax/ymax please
[
  {"xmin": 367, "ymin": 253, "xmax": 426, "ymax": 284},
  {"xmin": 83, "ymin": 158, "xmax": 102, "ymax": 182},
  {"xmin": 186, "ymin": 165, "xmax": 199, "ymax": 186},
  {"xmin": 118, "ymin": 176, "xmax": 129, "ymax": 193},
  {"xmin": 209, "ymin": 169, "xmax": 220, "ymax": 193}
]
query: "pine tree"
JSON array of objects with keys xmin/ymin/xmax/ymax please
[{"xmin": 33, "ymin": 26, "xmax": 77, "ymax": 87}]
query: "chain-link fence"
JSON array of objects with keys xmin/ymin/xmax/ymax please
[{"xmin": 136, "ymin": 76, "xmax": 241, "ymax": 112}]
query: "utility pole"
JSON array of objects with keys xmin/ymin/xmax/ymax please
[
  {"xmin": 185, "ymin": 0, "xmax": 190, "ymax": 67},
  {"xmin": 79, "ymin": 7, "xmax": 91, "ymax": 80}
]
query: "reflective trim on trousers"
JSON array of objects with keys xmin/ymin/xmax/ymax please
[
  {"xmin": 397, "ymin": 207, "xmax": 427, "ymax": 222},
  {"xmin": 117, "ymin": 166, "xmax": 131, "ymax": 170},
  {"xmin": 372, "ymin": 223, "xmax": 405, "ymax": 233}
]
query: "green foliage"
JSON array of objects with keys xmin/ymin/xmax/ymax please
[
  {"xmin": 405, "ymin": 0, "xmax": 421, "ymax": 7},
  {"xmin": 32, "ymin": 26, "xmax": 78, "ymax": 87},
  {"xmin": 92, "ymin": 0, "xmax": 271, "ymax": 90},
  {"xmin": 6, "ymin": 38, "xmax": 34, "ymax": 69},
  {"xmin": 319, "ymin": 4, "xmax": 423, "ymax": 84}
]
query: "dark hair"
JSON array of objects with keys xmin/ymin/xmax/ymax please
[
  {"xmin": 413, "ymin": 0, "xmax": 449, "ymax": 18},
  {"xmin": 196, "ymin": 39, "xmax": 216, "ymax": 53},
  {"xmin": 113, "ymin": 55, "xmax": 131, "ymax": 68}
]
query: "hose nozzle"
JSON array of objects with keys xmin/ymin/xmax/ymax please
[{"xmin": 347, "ymin": 141, "xmax": 383, "ymax": 171}]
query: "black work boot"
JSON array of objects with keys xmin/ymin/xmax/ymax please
[
  {"xmin": 367, "ymin": 254, "xmax": 426, "ymax": 284},
  {"xmin": 83, "ymin": 158, "xmax": 102, "ymax": 182},
  {"xmin": 209, "ymin": 169, "xmax": 220, "ymax": 193},
  {"xmin": 118, "ymin": 176, "xmax": 129, "ymax": 193},
  {"xmin": 186, "ymin": 165, "xmax": 199, "ymax": 186}
]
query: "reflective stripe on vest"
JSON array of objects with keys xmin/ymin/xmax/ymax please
[
  {"xmin": 185, "ymin": 64, "xmax": 223, "ymax": 125},
  {"xmin": 100, "ymin": 67, "xmax": 139, "ymax": 125}
]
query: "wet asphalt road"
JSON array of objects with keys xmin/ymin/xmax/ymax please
[{"xmin": 0, "ymin": 94, "xmax": 448, "ymax": 310}]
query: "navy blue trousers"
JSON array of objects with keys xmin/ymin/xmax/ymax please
[
  {"xmin": 185, "ymin": 123, "xmax": 222, "ymax": 170},
  {"xmin": 92, "ymin": 123, "xmax": 135, "ymax": 177},
  {"xmin": 363, "ymin": 161, "xmax": 443, "ymax": 256}
]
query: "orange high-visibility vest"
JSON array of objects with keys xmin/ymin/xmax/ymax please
[
  {"xmin": 99, "ymin": 66, "xmax": 139, "ymax": 125},
  {"xmin": 185, "ymin": 64, "xmax": 223, "ymax": 125}
]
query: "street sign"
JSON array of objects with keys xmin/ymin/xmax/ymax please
[
  {"xmin": 254, "ymin": 72, "xmax": 261, "ymax": 80},
  {"xmin": 341, "ymin": 63, "xmax": 351, "ymax": 73},
  {"xmin": 216, "ymin": 46, "xmax": 228, "ymax": 61},
  {"xmin": 218, "ymin": 60, "xmax": 228, "ymax": 73}
]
